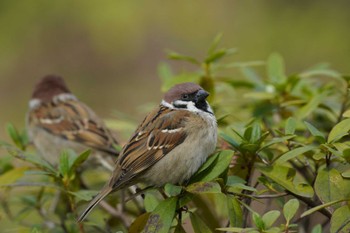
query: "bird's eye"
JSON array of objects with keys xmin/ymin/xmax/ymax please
[{"xmin": 182, "ymin": 94, "xmax": 189, "ymax": 100}]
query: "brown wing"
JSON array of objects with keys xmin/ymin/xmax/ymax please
[
  {"xmin": 28, "ymin": 99, "xmax": 118, "ymax": 155},
  {"xmin": 108, "ymin": 106, "xmax": 189, "ymax": 189}
]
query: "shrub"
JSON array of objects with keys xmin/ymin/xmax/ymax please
[{"xmin": 1, "ymin": 35, "xmax": 349, "ymax": 233}]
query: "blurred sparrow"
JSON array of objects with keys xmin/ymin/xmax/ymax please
[
  {"xmin": 26, "ymin": 75, "xmax": 119, "ymax": 168},
  {"xmin": 78, "ymin": 82, "xmax": 217, "ymax": 222}
]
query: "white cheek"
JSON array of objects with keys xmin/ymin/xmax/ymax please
[{"xmin": 29, "ymin": 99, "xmax": 42, "ymax": 109}]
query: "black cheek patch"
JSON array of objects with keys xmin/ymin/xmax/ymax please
[{"xmin": 195, "ymin": 100, "xmax": 208, "ymax": 112}]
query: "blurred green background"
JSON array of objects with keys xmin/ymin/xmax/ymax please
[{"xmin": 0, "ymin": 0, "xmax": 349, "ymax": 140}]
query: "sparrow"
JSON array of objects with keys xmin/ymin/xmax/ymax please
[
  {"xmin": 26, "ymin": 75, "xmax": 119, "ymax": 168},
  {"xmin": 78, "ymin": 82, "xmax": 217, "ymax": 222}
]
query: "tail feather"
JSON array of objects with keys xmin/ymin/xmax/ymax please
[{"xmin": 77, "ymin": 186, "xmax": 113, "ymax": 222}]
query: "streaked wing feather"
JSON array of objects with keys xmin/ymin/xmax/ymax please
[
  {"xmin": 108, "ymin": 106, "xmax": 189, "ymax": 188},
  {"xmin": 30, "ymin": 100, "xmax": 118, "ymax": 155}
]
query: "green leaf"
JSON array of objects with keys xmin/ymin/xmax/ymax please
[
  {"xmin": 208, "ymin": 33, "xmax": 223, "ymax": 55},
  {"xmin": 220, "ymin": 133, "xmax": 240, "ymax": 148},
  {"xmin": 267, "ymin": 53, "xmax": 287, "ymax": 85},
  {"xmin": 6, "ymin": 123, "xmax": 25, "ymax": 150},
  {"xmin": 58, "ymin": 150, "xmax": 70, "ymax": 177},
  {"xmin": 311, "ymin": 224, "xmax": 322, "ymax": 233},
  {"xmin": 330, "ymin": 206, "xmax": 350, "ymax": 233},
  {"xmin": 164, "ymin": 183, "xmax": 182, "ymax": 197},
  {"xmin": 227, "ymin": 195, "xmax": 243, "ymax": 227},
  {"xmin": 3, "ymin": 144, "xmax": 56, "ymax": 174},
  {"xmin": 283, "ymin": 199, "xmax": 299, "ymax": 223},
  {"xmin": 186, "ymin": 181, "xmax": 221, "ymax": 194},
  {"xmin": 190, "ymin": 150, "xmax": 234, "ymax": 183},
  {"xmin": 304, "ymin": 121, "xmax": 326, "ymax": 143},
  {"xmin": 246, "ymin": 122, "xmax": 261, "ymax": 143},
  {"xmin": 194, "ymin": 152, "xmax": 220, "ymax": 175},
  {"xmin": 262, "ymin": 210, "xmax": 280, "ymax": 228},
  {"xmin": 296, "ymin": 93, "xmax": 324, "ymax": 120},
  {"xmin": 0, "ymin": 167, "xmax": 28, "ymax": 186},
  {"xmin": 315, "ymin": 168, "xmax": 345, "ymax": 206},
  {"xmin": 275, "ymin": 145, "xmax": 315, "ymax": 164},
  {"xmin": 328, "ymin": 118, "xmax": 350, "ymax": 143},
  {"xmin": 69, "ymin": 190, "xmax": 98, "ymax": 201},
  {"xmin": 144, "ymin": 193, "xmax": 160, "ymax": 212},
  {"xmin": 167, "ymin": 51, "xmax": 200, "ymax": 65},
  {"xmin": 70, "ymin": 150, "xmax": 91, "ymax": 173},
  {"xmin": 129, "ymin": 212, "xmax": 151, "ymax": 233},
  {"xmin": 240, "ymin": 67, "xmax": 265, "ymax": 89},
  {"xmin": 226, "ymin": 176, "xmax": 246, "ymax": 186},
  {"xmin": 258, "ymin": 135, "xmax": 295, "ymax": 152},
  {"xmin": 205, "ymin": 48, "xmax": 237, "ymax": 64},
  {"xmin": 343, "ymin": 109, "xmax": 350, "ymax": 118},
  {"xmin": 301, "ymin": 199, "xmax": 347, "ymax": 218},
  {"xmin": 252, "ymin": 212, "xmax": 265, "ymax": 230},
  {"xmin": 143, "ymin": 197, "xmax": 178, "ymax": 233},
  {"xmin": 257, "ymin": 164, "xmax": 314, "ymax": 198},
  {"xmin": 190, "ymin": 212, "xmax": 213, "ymax": 233},
  {"xmin": 285, "ymin": 117, "xmax": 296, "ymax": 135}
]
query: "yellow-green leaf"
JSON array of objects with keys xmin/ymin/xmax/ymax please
[{"xmin": 0, "ymin": 167, "xmax": 28, "ymax": 185}]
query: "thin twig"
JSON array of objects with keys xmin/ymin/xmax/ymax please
[{"xmin": 251, "ymin": 193, "xmax": 288, "ymax": 199}]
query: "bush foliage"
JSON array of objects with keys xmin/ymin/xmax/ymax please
[{"xmin": 1, "ymin": 36, "xmax": 350, "ymax": 233}]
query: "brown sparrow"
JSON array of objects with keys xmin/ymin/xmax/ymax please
[
  {"xmin": 26, "ymin": 75, "xmax": 119, "ymax": 168},
  {"xmin": 78, "ymin": 82, "xmax": 217, "ymax": 222}
]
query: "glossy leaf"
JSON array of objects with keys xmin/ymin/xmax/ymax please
[
  {"xmin": 262, "ymin": 210, "xmax": 280, "ymax": 228},
  {"xmin": 186, "ymin": 181, "xmax": 221, "ymax": 194},
  {"xmin": 143, "ymin": 197, "xmax": 178, "ymax": 233},
  {"xmin": 328, "ymin": 118, "xmax": 350, "ymax": 143},
  {"xmin": 129, "ymin": 212, "xmax": 151, "ymax": 233},
  {"xmin": 330, "ymin": 206, "xmax": 350, "ymax": 233},
  {"xmin": 191, "ymin": 150, "xmax": 234, "ymax": 183},
  {"xmin": 315, "ymin": 168, "xmax": 345, "ymax": 206},
  {"xmin": 275, "ymin": 145, "xmax": 315, "ymax": 164},
  {"xmin": 257, "ymin": 164, "xmax": 314, "ymax": 198},
  {"xmin": 164, "ymin": 183, "xmax": 182, "ymax": 197},
  {"xmin": 304, "ymin": 121, "xmax": 326, "ymax": 143},
  {"xmin": 190, "ymin": 212, "xmax": 213, "ymax": 233},
  {"xmin": 252, "ymin": 212, "xmax": 265, "ymax": 230},
  {"xmin": 220, "ymin": 133, "xmax": 240, "ymax": 148},
  {"xmin": 283, "ymin": 199, "xmax": 299, "ymax": 223},
  {"xmin": 144, "ymin": 193, "xmax": 160, "ymax": 212},
  {"xmin": 227, "ymin": 195, "xmax": 243, "ymax": 227}
]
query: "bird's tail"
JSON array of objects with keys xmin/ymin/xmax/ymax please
[{"xmin": 77, "ymin": 186, "xmax": 113, "ymax": 222}]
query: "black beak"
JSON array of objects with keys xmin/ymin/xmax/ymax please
[{"xmin": 195, "ymin": 89, "xmax": 209, "ymax": 102}]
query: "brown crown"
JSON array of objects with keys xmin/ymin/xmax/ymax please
[
  {"xmin": 164, "ymin": 82, "xmax": 203, "ymax": 103},
  {"xmin": 32, "ymin": 75, "xmax": 71, "ymax": 102}
]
